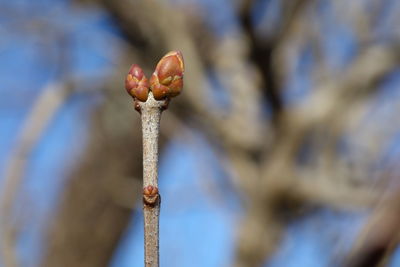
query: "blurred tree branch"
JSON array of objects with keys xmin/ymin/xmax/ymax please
[
  {"xmin": 3, "ymin": 0, "xmax": 400, "ymax": 266},
  {"xmin": 344, "ymin": 187, "xmax": 400, "ymax": 267},
  {"xmin": 66, "ymin": 0, "xmax": 400, "ymax": 266},
  {"xmin": 0, "ymin": 82, "xmax": 70, "ymax": 266}
]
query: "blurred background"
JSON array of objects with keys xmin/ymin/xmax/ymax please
[{"xmin": 1, "ymin": 0, "xmax": 400, "ymax": 266}]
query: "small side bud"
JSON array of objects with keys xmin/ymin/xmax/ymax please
[
  {"xmin": 125, "ymin": 64, "xmax": 149, "ymax": 102},
  {"xmin": 134, "ymin": 100, "xmax": 141, "ymax": 113},
  {"xmin": 150, "ymin": 51, "xmax": 184, "ymax": 100},
  {"xmin": 143, "ymin": 185, "xmax": 158, "ymax": 196},
  {"xmin": 143, "ymin": 185, "xmax": 160, "ymax": 206}
]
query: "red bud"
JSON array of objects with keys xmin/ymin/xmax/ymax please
[
  {"xmin": 143, "ymin": 185, "xmax": 158, "ymax": 196},
  {"xmin": 150, "ymin": 51, "xmax": 184, "ymax": 100},
  {"xmin": 125, "ymin": 64, "xmax": 149, "ymax": 102}
]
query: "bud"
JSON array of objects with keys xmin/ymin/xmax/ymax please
[
  {"xmin": 125, "ymin": 64, "xmax": 149, "ymax": 102},
  {"xmin": 143, "ymin": 185, "xmax": 159, "ymax": 206},
  {"xmin": 150, "ymin": 51, "xmax": 184, "ymax": 100},
  {"xmin": 143, "ymin": 185, "xmax": 158, "ymax": 196}
]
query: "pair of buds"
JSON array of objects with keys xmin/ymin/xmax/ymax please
[{"xmin": 125, "ymin": 51, "xmax": 184, "ymax": 102}]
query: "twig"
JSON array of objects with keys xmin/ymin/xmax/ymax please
[
  {"xmin": 124, "ymin": 51, "xmax": 184, "ymax": 267},
  {"xmin": 140, "ymin": 93, "xmax": 165, "ymax": 267}
]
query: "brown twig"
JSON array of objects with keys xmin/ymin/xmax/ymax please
[
  {"xmin": 139, "ymin": 93, "xmax": 166, "ymax": 267},
  {"xmin": 125, "ymin": 51, "xmax": 184, "ymax": 267}
]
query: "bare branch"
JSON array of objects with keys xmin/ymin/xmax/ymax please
[{"xmin": 0, "ymin": 83, "xmax": 71, "ymax": 267}]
